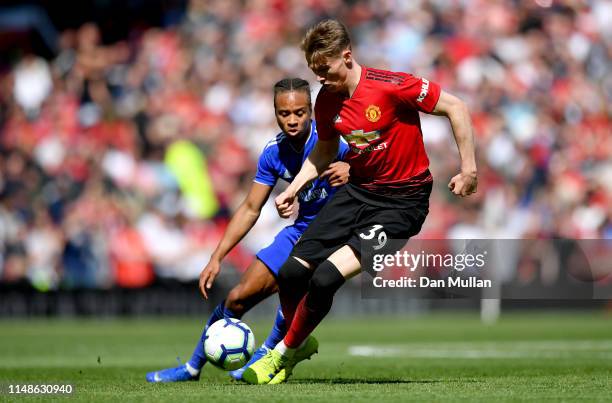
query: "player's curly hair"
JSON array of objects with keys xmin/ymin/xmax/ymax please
[
  {"xmin": 301, "ymin": 19, "xmax": 352, "ymax": 67},
  {"xmin": 273, "ymin": 78, "xmax": 311, "ymax": 109}
]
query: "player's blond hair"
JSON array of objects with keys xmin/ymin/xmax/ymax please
[{"xmin": 301, "ymin": 19, "xmax": 352, "ymax": 67}]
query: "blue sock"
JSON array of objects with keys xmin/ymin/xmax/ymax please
[
  {"xmin": 188, "ymin": 301, "xmax": 236, "ymax": 370},
  {"xmin": 263, "ymin": 305, "xmax": 287, "ymax": 349}
]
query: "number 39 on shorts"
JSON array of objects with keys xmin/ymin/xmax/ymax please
[{"xmin": 359, "ymin": 224, "xmax": 387, "ymax": 250}]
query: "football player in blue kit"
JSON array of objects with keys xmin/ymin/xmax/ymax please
[{"xmin": 146, "ymin": 78, "xmax": 349, "ymax": 382}]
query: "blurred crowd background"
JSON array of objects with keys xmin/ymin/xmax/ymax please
[{"xmin": 0, "ymin": 0, "xmax": 610, "ymax": 291}]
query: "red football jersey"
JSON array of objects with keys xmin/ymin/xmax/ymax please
[{"xmin": 315, "ymin": 66, "xmax": 441, "ymax": 194}]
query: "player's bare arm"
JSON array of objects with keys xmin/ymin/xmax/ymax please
[
  {"xmin": 431, "ymin": 90, "xmax": 478, "ymax": 197},
  {"xmin": 275, "ymin": 137, "xmax": 341, "ymax": 217},
  {"xmin": 276, "ymin": 160, "xmax": 349, "ymax": 220},
  {"xmin": 199, "ymin": 182, "xmax": 273, "ymax": 298}
]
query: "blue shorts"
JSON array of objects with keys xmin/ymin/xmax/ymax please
[{"xmin": 256, "ymin": 224, "xmax": 305, "ymax": 277}]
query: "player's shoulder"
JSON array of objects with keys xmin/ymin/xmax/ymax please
[
  {"xmin": 314, "ymin": 87, "xmax": 344, "ymax": 121},
  {"xmin": 260, "ymin": 131, "xmax": 286, "ymax": 158},
  {"xmin": 315, "ymin": 85, "xmax": 343, "ymax": 105},
  {"xmin": 363, "ymin": 66, "xmax": 414, "ymax": 88}
]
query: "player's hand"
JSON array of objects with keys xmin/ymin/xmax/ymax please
[
  {"xmin": 321, "ymin": 161, "xmax": 350, "ymax": 187},
  {"xmin": 199, "ymin": 259, "xmax": 222, "ymax": 299},
  {"xmin": 275, "ymin": 190, "xmax": 297, "ymax": 218},
  {"xmin": 448, "ymin": 171, "xmax": 478, "ymax": 197}
]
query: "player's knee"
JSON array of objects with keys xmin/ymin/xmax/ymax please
[
  {"xmin": 309, "ymin": 261, "xmax": 345, "ymax": 297},
  {"xmin": 277, "ymin": 257, "xmax": 312, "ymax": 290},
  {"xmin": 225, "ymin": 286, "xmax": 247, "ymax": 315}
]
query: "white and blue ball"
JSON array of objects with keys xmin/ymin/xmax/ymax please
[{"xmin": 204, "ymin": 318, "xmax": 255, "ymax": 371}]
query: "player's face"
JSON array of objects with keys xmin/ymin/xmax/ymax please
[
  {"xmin": 274, "ymin": 91, "xmax": 312, "ymax": 138},
  {"xmin": 311, "ymin": 51, "xmax": 351, "ymax": 93}
]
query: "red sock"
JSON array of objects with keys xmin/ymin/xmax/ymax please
[{"xmin": 284, "ymin": 294, "xmax": 327, "ymax": 348}]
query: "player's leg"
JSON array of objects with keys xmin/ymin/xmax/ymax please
[
  {"xmin": 243, "ymin": 189, "xmax": 360, "ymax": 385},
  {"xmin": 224, "ymin": 258, "xmax": 278, "ymax": 314},
  {"xmin": 188, "ymin": 258, "xmax": 277, "ymax": 370},
  {"xmin": 276, "ymin": 209, "xmax": 429, "ymax": 359},
  {"xmin": 276, "ymin": 187, "xmax": 356, "ymax": 328},
  {"xmin": 228, "ymin": 225, "xmax": 303, "ymax": 380},
  {"xmin": 245, "ymin": 196, "xmax": 432, "ymax": 384},
  {"xmin": 276, "ymin": 256, "xmax": 313, "ymax": 327},
  {"xmin": 283, "ymin": 245, "xmax": 360, "ymax": 350},
  {"xmin": 222, "ymin": 259, "xmax": 281, "ymax": 380},
  {"xmin": 265, "ymin": 246, "xmax": 360, "ymax": 384},
  {"xmin": 146, "ymin": 259, "xmax": 277, "ymax": 383},
  {"xmin": 268, "ymin": 214, "xmax": 421, "ymax": 384},
  {"xmin": 243, "ymin": 248, "xmax": 360, "ymax": 385}
]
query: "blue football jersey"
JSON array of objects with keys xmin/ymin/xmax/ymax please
[{"xmin": 254, "ymin": 120, "xmax": 349, "ymax": 228}]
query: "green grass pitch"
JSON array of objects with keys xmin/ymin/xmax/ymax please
[{"xmin": 1, "ymin": 312, "xmax": 611, "ymax": 402}]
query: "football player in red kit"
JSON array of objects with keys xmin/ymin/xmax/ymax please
[{"xmin": 243, "ymin": 19, "xmax": 477, "ymax": 385}]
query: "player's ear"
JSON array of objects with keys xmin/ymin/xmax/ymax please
[{"xmin": 342, "ymin": 48, "xmax": 352, "ymax": 66}]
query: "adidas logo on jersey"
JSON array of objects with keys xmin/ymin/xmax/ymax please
[{"xmin": 333, "ymin": 115, "xmax": 342, "ymax": 124}]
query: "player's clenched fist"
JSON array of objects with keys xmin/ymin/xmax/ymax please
[
  {"xmin": 448, "ymin": 171, "xmax": 477, "ymax": 197},
  {"xmin": 199, "ymin": 259, "xmax": 221, "ymax": 299},
  {"xmin": 275, "ymin": 191, "xmax": 297, "ymax": 218}
]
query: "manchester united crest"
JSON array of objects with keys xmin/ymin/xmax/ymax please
[{"xmin": 365, "ymin": 105, "xmax": 381, "ymax": 122}]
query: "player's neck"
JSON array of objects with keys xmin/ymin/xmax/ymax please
[{"xmin": 346, "ymin": 62, "xmax": 362, "ymax": 98}]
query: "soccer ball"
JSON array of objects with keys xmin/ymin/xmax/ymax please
[{"xmin": 204, "ymin": 318, "xmax": 256, "ymax": 371}]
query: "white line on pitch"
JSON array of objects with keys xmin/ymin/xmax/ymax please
[{"xmin": 348, "ymin": 340, "xmax": 612, "ymax": 359}]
